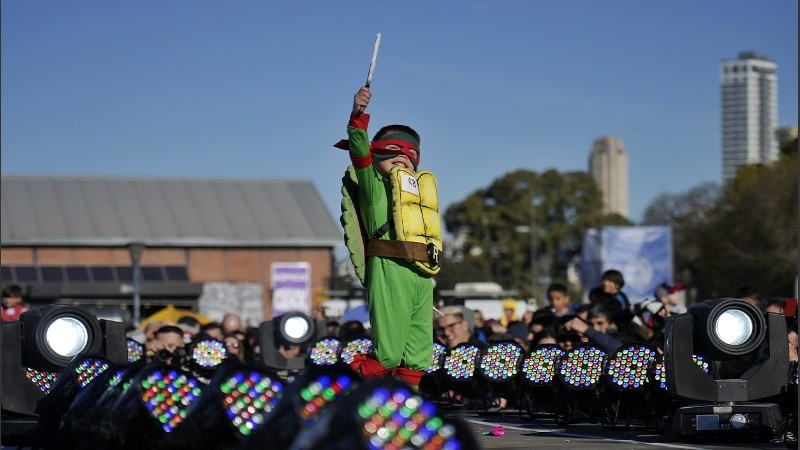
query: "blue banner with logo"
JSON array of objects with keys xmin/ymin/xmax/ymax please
[{"xmin": 580, "ymin": 226, "xmax": 673, "ymax": 304}]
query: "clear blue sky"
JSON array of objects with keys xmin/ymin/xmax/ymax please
[{"xmin": 2, "ymin": 1, "xmax": 797, "ymax": 232}]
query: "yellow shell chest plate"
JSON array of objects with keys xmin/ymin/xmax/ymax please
[{"xmin": 389, "ymin": 167, "xmax": 443, "ymax": 275}]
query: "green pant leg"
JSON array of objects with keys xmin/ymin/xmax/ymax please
[
  {"xmin": 403, "ymin": 275, "xmax": 434, "ymax": 370},
  {"xmin": 366, "ymin": 257, "xmax": 433, "ymax": 371}
]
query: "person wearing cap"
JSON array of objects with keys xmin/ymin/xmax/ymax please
[
  {"xmin": 334, "ymin": 86, "xmax": 443, "ymax": 389},
  {"xmin": 655, "ymin": 282, "xmax": 687, "ymax": 315}
]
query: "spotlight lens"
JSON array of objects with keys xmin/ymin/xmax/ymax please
[
  {"xmin": 284, "ymin": 316, "xmax": 310, "ymax": 340},
  {"xmin": 46, "ymin": 317, "xmax": 89, "ymax": 357},
  {"xmin": 715, "ymin": 309, "xmax": 753, "ymax": 346}
]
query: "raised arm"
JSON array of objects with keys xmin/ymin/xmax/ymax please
[{"xmin": 352, "ymin": 86, "xmax": 371, "ymax": 116}]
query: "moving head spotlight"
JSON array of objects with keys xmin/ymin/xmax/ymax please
[
  {"xmin": 259, "ymin": 311, "xmax": 322, "ymax": 373},
  {"xmin": 664, "ymin": 298, "xmax": 788, "ymax": 440},
  {"xmin": 1, "ymin": 305, "xmax": 126, "ymax": 418}
]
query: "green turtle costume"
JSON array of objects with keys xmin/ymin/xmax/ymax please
[{"xmin": 335, "ymin": 112, "xmax": 443, "ymax": 386}]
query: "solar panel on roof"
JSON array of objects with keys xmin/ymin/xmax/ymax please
[
  {"xmin": 142, "ymin": 266, "xmax": 164, "ymax": 282},
  {"xmin": 66, "ymin": 266, "xmax": 90, "ymax": 283},
  {"xmin": 1, "ymin": 266, "xmax": 13, "ymax": 283},
  {"xmin": 40, "ymin": 267, "xmax": 65, "ymax": 283},
  {"xmin": 14, "ymin": 266, "xmax": 38, "ymax": 282},
  {"xmin": 116, "ymin": 266, "xmax": 133, "ymax": 282},
  {"xmin": 90, "ymin": 266, "xmax": 115, "ymax": 282},
  {"xmin": 164, "ymin": 266, "xmax": 189, "ymax": 282}
]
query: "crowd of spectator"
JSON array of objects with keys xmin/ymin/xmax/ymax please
[
  {"xmin": 426, "ymin": 271, "xmax": 798, "ymax": 373},
  {"xmin": 3, "ymin": 272, "xmax": 797, "ymax": 371}
]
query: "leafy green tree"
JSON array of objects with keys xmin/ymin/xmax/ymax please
[
  {"xmin": 641, "ymin": 182, "xmax": 721, "ymax": 294},
  {"xmin": 441, "ymin": 169, "xmax": 630, "ymax": 297},
  {"xmin": 695, "ymin": 149, "xmax": 798, "ymax": 298}
]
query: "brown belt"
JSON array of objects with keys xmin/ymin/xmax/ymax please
[{"xmin": 367, "ymin": 239, "xmax": 443, "ymax": 266}]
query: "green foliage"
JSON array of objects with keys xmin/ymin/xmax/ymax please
[
  {"xmin": 642, "ymin": 147, "xmax": 797, "ymax": 299},
  {"xmin": 641, "ymin": 182, "xmax": 721, "ymax": 291},
  {"xmin": 440, "ymin": 169, "xmax": 631, "ymax": 296},
  {"xmin": 695, "ymin": 152, "xmax": 798, "ymax": 298}
]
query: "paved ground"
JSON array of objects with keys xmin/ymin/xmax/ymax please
[{"xmin": 456, "ymin": 409, "xmax": 791, "ymax": 450}]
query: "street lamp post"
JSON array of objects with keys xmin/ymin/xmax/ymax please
[
  {"xmin": 530, "ymin": 199, "xmax": 537, "ymax": 303},
  {"xmin": 128, "ymin": 242, "xmax": 145, "ymax": 327},
  {"xmin": 515, "ymin": 197, "xmax": 541, "ymax": 303}
]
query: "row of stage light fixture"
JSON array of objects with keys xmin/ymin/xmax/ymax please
[
  {"xmin": 303, "ymin": 298, "xmax": 795, "ymax": 440},
  {"xmin": 2, "ymin": 305, "xmax": 479, "ymax": 449}
]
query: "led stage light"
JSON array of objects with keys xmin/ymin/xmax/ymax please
[
  {"xmin": 442, "ymin": 343, "xmax": 484, "ymax": 400},
  {"xmin": 664, "ymin": 298, "xmax": 788, "ymax": 439},
  {"xmin": 55, "ymin": 363, "xmax": 131, "ymax": 448},
  {"xmin": 558, "ymin": 344, "xmax": 606, "ymax": 389},
  {"xmin": 127, "ymin": 338, "xmax": 145, "ymax": 363},
  {"xmin": 478, "ymin": 340, "xmax": 523, "ymax": 398},
  {"xmin": 259, "ymin": 312, "xmax": 322, "ymax": 372},
  {"xmin": 555, "ymin": 344, "xmax": 607, "ymax": 424},
  {"xmin": 187, "ymin": 336, "xmax": 229, "ymax": 378},
  {"xmin": 521, "ymin": 344, "xmax": 567, "ymax": 422},
  {"xmin": 1, "ymin": 305, "xmax": 126, "ymax": 447},
  {"xmin": 242, "ymin": 364, "xmax": 361, "ymax": 450},
  {"xmin": 309, "ymin": 336, "xmax": 344, "ymax": 366},
  {"xmin": 605, "ymin": 344, "xmax": 657, "ymax": 391},
  {"xmin": 289, "ymin": 377, "xmax": 480, "ymax": 450},
  {"xmin": 93, "ymin": 364, "xmax": 204, "ymax": 449},
  {"xmin": 161, "ymin": 363, "xmax": 284, "ymax": 449},
  {"xmin": 34, "ymin": 355, "xmax": 112, "ymax": 444},
  {"xmin": 602, "ymin": 344, "xmax": 658, "ymax": 429},
  {"xmin": 418, "ymin": 341, "xmax": 448, "ymax": 401},
  {"xmin": 340, "ymin": 337, "xmax": 374, "ymax": 365}
]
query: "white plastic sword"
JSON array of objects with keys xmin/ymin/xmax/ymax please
[{"xmin": 365, "ymin": 33, "xmax": 381, "ymax": 88}]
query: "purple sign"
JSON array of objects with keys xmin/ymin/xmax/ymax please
[{"xmin": 271, "ymin": 262, "xmax": 311, "ymax": 317}]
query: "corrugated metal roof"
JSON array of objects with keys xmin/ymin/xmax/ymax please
[{"xmin": 1, "ymin": 175, "xmax": 343, "ymax": 247}]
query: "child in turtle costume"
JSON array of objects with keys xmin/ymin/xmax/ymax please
[{"xmin": 334, "ymin": 86, "xmax": 443, "ymax": 387}]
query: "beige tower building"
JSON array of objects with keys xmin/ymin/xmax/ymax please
[{"xmin": 588, "ymin": 136, "xmax": 629, "ymax": 218}]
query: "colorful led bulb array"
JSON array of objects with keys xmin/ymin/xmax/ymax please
[
  {"xmin": 605, "ymin": 345, "xmax": 657, "ymax": 390},
  {"xmin": 127, "ymin": 339, "xmax": 145, "ymax": 362},
  {"xmin": 25, "ymin": 368, "xmax": 60, "ymax": 393},
  {"xmin": 480, "ymin": 342, "xmax": 523, "ymax": 381},
  {"xmin": 356, "ymin": 386, "xmax": 459, "ymax": 450},
  {"xmin": 298, "ymin": 373, "xmax": 357, "ymax": 424},
  {"xmin": 140, "ymin": 369, "xmax": 203, "ymax": 433},
  {"xmin": 692, "ymin": 354, "xmax": 709, "ymax": 373},
  {"xmin": 652, "ymin": 354, "xmax": 710, "ymax": 390},
  {"xmin": 74, "ymin": 358, "xmax": 110, "ymax": 388},
  {"xmin": 652, "ymin": 360, "xmax": 668, "ymax": 390},
  {"xmin": 522, "ymin": 346, "xmax": 565, "ymax": 385},
  {"xmin": 309, "ymin": 337, "xmax": 343, "ymax": 366},
  {"xmin": 192, "ymin": 339, "xmax": 227, "ymax": 368},
  {"xmin": 558, "ymin": 346, "xmax": 606, "ymax": 388},
  {"xmin": 221, "ymin": 370, "xmax": 284, "ymax": 437},
  {"xmin": 340, "ymin": 337, "xmax": 374, "ymax": 365},
  {"xmin": 426, "ymin": 342, "xmax": 447, "ymax": 374},
  {"xmin": 443, "ymin": 345, "xmax": 481, "ymax": 380},
  {"xmin": 108, "ymin": 368, "xmax": 126, "ymax": 388}
]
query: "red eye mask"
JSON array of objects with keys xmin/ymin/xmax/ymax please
[{"xmin": 370, "ymin": 138, "xmax": 419, "ymax": 168}]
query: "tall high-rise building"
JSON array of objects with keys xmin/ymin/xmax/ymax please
[
  {"xmin": 720, "ymin": 51, "xmax": 779, "ymax": 182},
  {"xmin": 588, "ymin": 136, "xmax": 628, "ymax": 218}
]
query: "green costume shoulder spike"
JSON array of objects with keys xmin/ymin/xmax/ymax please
[{"xmin": 340, "ymin": 165, "xmax": 367, "ymax": 285}]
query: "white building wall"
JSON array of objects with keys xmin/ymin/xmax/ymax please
[{"xmin": 721, "ymin": 51, "xmax": 779, "ymax": 182}]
